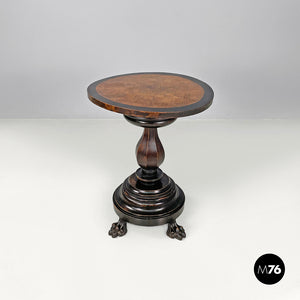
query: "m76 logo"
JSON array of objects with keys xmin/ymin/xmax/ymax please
[
  {"xmin": 257, "ymin": 265, "xmax": 282, "ymax": 274},
  {"xmin": 254, "ymin": 254, "xmax": 285, "ymax": 284}
]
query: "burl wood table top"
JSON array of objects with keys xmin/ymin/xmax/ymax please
[{"xmin": 87, "ymin": 72, "xmax": 213, "ymax": 119}]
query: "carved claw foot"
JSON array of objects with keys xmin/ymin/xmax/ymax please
[
  {"xmin": 167, "ymin": 221, "xmax": 186, "ymax": 240},
  {"xmin": 109, "ymin": 219, "xmax": 127, "ymax": 238}
]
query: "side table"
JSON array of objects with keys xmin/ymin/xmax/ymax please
[{"xmin": 87, "ymin": 72, "xmax": 214, "ymax": 240}]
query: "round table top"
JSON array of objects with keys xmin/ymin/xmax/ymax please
[{"xmin": 87, "ymin": 72, "xmax": 213, "ymax": 119}]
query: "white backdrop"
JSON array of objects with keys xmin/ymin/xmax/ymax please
[{"xmin": 0, "ymin": 0, "xmax": 299, "ymax": 118}]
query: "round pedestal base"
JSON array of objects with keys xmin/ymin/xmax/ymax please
[{"xmin": 112, "ymin": 168, "xmax": 185, "ymax": 226}]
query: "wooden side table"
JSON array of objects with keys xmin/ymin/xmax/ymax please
[{"xmin": 87, "ymin": 72, "xmax": 214, "ymax": 240}]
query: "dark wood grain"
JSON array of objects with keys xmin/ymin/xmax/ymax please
[
  {"xmin": 87, "ymin": 72, "xmax": 213, "ymax": 119},
  {"xmin": 111, "ymin": 117, "xmax": 185, "ymax": 236},
  {"xmin": 136, "ymin": 128, "xmax": 164, "ymax": 169}
]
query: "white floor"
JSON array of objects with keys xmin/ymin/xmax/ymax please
[{"xmin": 1, "ymin": 119, "xmax": 300, "ymax": 300}]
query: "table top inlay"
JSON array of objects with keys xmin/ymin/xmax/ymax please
[{"xmin": 87, "ymin": 72, "xmax": 213, "ymax": 119}]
